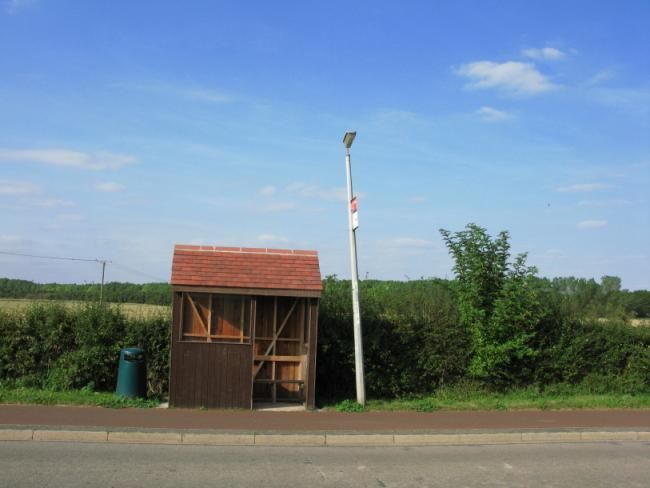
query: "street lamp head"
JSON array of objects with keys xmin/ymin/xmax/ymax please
[{"xmin": 343, "ymin": 131, "xmax": 356, "ymax": 149}]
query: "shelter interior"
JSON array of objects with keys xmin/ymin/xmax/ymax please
[{"xmin": 176, "ymin": 290, "xmax": 316, "ymax": 406}]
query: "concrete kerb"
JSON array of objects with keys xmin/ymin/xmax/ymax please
[{"xmin": 1, "ymin": 428, "xmax": 648, "ymax": 446}]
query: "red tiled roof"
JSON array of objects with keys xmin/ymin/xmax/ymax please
[{"xmin": 170, "ymin": 245, "xmax": 322, "ymax": 293}]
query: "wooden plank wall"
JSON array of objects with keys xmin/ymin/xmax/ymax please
[
  {"xmin": 170, "ymin": 292, "xmax": 252, "ymax": 409},
  {"xmin": 169, "ymin": 290, "xmax": 319, "ymax": 409}
]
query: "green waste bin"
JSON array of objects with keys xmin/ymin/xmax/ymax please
[{"xmin": 116, "ymin": 347, "xmax": 147, "ymax": 398}]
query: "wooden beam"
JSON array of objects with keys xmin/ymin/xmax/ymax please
[
  {"xmin": 272, "ymin": 297, "xmax": 277, "ymax": 403},
  {"xmin": 255, "ymin": 355, "xmax": 303, "ymax": 362},
  {"xmin": 306, "ymin": 299, "xmax": 319, "ymax": 410},
  {"xmin": 253, "ymin": 298, "xmax": 299, "ymax": 378},
  {"xmin": 240, "ymin": 297, "xmax": 245, "ymax": 343},
  {"xmin": 254, "ymin": 379, "xmax": 304, "ymax": 384},
  {"xmin": 249, "ymin": 297, "xmax": 257, "ymax": 410},
  {"xmin": 210, "ymin": 334, "xmax": 251, "ymax": 340},
  {"xmin": 182, "ymin": 332, "xmax": 251, "ymax": 341},
  {"xmin": 173, "ymin": 285, "xmax": 321, "ymax": 298},
  {"xmin": 254, "ymin": 336, "xmax": 301, "ymax": 342},
  {"xmin": 207, "ymin": 294, "xmax": 213, "ymax": 342},
  {"xmin": 179, "ymin": 292, "xmax": 185, "ymax": 339},
  {"xmin": 303, "ymin": 298, "xmax": 311, "ymax": 404},
  {"xmin": 272, "ymin": 297, "xmax": 278, "ymax": 355}
]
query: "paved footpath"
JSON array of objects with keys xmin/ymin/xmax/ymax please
[{"xmin": 1, "ymin": 405, "xmax": 649, "ymax": 447}]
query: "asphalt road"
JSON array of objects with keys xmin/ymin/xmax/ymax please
[{"xmin": 1, "ymin": 441, "xmax": 648, "ymax": 487}]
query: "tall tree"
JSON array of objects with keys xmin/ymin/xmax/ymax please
[{"xmin": 440, "ymin": 223, "xmax": 544, "ymax": 387}]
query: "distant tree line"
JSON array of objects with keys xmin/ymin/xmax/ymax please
[
  {"xmin": 0, "ymin": 279, "xmax": 171, "ymax": 306},
  {"xmin": 1, "ymin": 272, "xmax": 648, "ymax": 319}
]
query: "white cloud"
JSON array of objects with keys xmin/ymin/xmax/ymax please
[
  {"xmin": 577, "ymin": 220, "xmax": 608, "ymax": 230},
  {"xmin": 475, "ymin": 106, "xmax": 513, "ymax": 123},
  {"xmin": 588, "ymin": 87, "xmax": 650, "ymax": 115},
  {"xmin": 57, "ymin": 213, "xmax": 83, "ymax": 222},
  {"xmin": 578, "ymin": 199, "xmax": 632, "ymax": 208},
  {"xmin": 45, "ymin": 213, "xmax": 84, "ymax": 230},
  {"xmin": 286, "ymin": 182, "xmax": 348, "ymax": 202},
  {"xmin": 96, "ymin": 182, "xmax": 126, "ymax": 193},
  {"xmin": 522, "ymin": 47, "xmax": 566, "ymax": 61},
  {"xmin": 0, "ymin": 234, "xmax": 21, "ymax": 243},
  {"xmin": 0, "ymin": 180, "xmax": 73, "ymax": 207},
  {"xmin": 115, "ymin": 81, "xmax": 232, "ymax": 104},
  {"xmin": 389, "ymin": 237, "xmax": 434, "ymax": 248},
  {"xmin": 456, "ymin": 61, "xmax": 556, "ymax": 95},
  {"xmin": 409, "ymin": 196, "xmax": 427, "ymax": 203},
  {"xmin": 0, "ymin": 180, "xmax": 39, "ymax": 195},
  {"xmin": 258, "ymin": 202, "xmax": 295, "ymax": 213},
  {"xmin": 6, "ymin": 0, "xmax": 33, "ymax": 15},
  {"xmin": 257, "ymin": 234, "xmax": 288, "ymax": 243},
  {"xmin": 557, "ymin": 183, "xmax": 609, "ymax": 193},
  {"xmin": 587, "ymin": 69, "xmax": 616, "ymax": 86},
  {"xmin": 183, "ymin": 88, "xmax": 231, "ymax": 104},
  {"xmin": 31, "ymin": 198, "xmax": 74, "ymax": 208},
  {"xmin": 0, "ymin": 148, "xmax": 137, "ymax": 170},
  {"xmin": 259, "ymin": 185, "xmax": 276, "ymax": 196}
]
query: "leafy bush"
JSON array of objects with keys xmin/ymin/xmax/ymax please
[
  {"xmin": 334, "ymin": 399, "xmax": 366, "ymax": 412},
  {"xmin": 317, "ymin": 277, "xmax": 470, "ymax": 401},
  {"xmin": 440, "ymin": 224, "xmax": 546, "ymax": 387},
  {"xmin": 0, "ymin": 303, "xmax": 170, "ymax": 397},
  {"xmin": 124, "ymin": 315, "xmax": 170, "ymax": 397},
  {"xmin": 539, "ymin": 318, "xmax": 650, "ymax": 392}
]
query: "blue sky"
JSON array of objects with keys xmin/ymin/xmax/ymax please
[{"xmin": 0, "ymin": 1, "xmax": 648, "ymax": 289}]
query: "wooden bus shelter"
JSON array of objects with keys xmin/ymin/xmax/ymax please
[{"xmin": 169, "ymin": 245, "xmax": 322, "ymax": 409}]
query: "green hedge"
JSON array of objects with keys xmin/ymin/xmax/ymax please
[
  {"xmin": 0, "ymin": 303, "xmax": 169, "ymax": 397},
  {"xmin": 0, "ymin": 281, "xmax": 648, "ymax": 402},
  {"xmin": 317, "ymin": 278, "xmax": 471, "ymax": 399},
  {"xmin": 317, "ymin": 278, "xmax": 649, "ymax": 400}
]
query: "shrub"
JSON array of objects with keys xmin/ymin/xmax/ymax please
[
  {"xmin": 539, "ymin": 318, "xmax": 650, "ymax": 391},
  {"xmin": 1, "ymin": 272, "xmax": 647, "ymax": 403},
  {"xmin": 124, "ymin": 316, "xmax": 170, "ymax": 397},
  {"xmin": 440, "ymin": 224, "xmax": 545, "ymax": 387},
  {"xmin": 0, "ymin": 302, "xmax": 170, "ymax": 397},
  {"xmin": 316, "ymin": 277, "xmax": 469, "ymax": 401}
]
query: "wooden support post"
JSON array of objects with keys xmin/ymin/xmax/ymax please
[
  {"xmin": 240, "ymin": 297, "xmax": 245, "ymax": 343},
  {"xmin": 250, "ymin": 297, "xmax": 257, "ymax": 409},
  {"xmin": 272, "ymin": 297, "xmax": 277, "ymax": 403},
  {"xmin": 207, "ymin": 294, "xmax": 213, "ymax": 342},
  {"xmin": 299, "ymin": 299, "xmax": 306, "ymax": 399},
  {"xmin": 306, "ymin": 300, "xmax": 319, "ymax": 409},
  {"xmin": 179, "ymin": 292, "xmax": 185, "ymax": 339}
]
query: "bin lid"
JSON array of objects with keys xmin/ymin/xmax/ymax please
[
  {"xmin": 121, "ymin": 348, "xmax": 145, "ymax": 360},
  {"xmin": 121, "ymin": 347, "xmax": 145, "ymax": 355}
]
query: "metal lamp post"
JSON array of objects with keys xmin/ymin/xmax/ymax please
[{"xmin": 343, "ymin": 131, "xmax": 366, "ymax": 406}]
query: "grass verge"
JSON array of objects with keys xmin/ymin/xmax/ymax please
[
  {"xmin": 0, "ymin": 387, "xmax": 160, "ymax": 408},
  {"xmin": 330, "ymin": 385, "xmax": 650, "ymax": 412}
]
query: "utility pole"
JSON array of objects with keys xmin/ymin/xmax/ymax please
[
  {"xmin": 0, "ymin": 251, "xmax": 111, "ymax": 304},
  {"xmin": 343, "ymin": 131, "xmax": 366, "ymax": 406},
  {"xmin": 99, "ymin": 260, "xmax": 109, "ymax": 304}
]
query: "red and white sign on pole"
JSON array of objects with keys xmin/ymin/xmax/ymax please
[{"xmin": 351, "ymin": 196, "xmax": 359, "ymax": 230}]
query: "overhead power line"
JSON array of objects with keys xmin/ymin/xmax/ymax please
[
  {"xmin": 0, "ymin": 249, "xmax": 168, "ymax": 287},
  {"xmin": 0, "ymin": 250, "xmax": 109, "ymax": 263},
  {"xmin": 111, "ymin": 263, "xmax": 167, "ymax": 283},
  {"xmin": 0, "ymin": 250, "xmax": 112, "ymax": 303}
]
